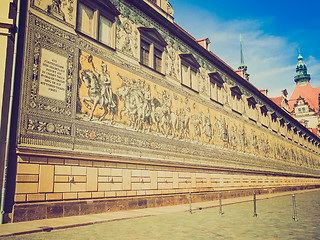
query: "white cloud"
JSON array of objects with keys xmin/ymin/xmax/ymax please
[
  {"xmin": 306, "ymin": 56, "xmax": 320, "ymax": 87},
  {"xmin": 173, "ymin": 6, "xmax": 320, "ymax": 98}
]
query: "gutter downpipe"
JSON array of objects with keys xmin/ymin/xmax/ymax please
[{"xmin": 1, "ymin": 0, "xmax": 21, "ymax": 224}]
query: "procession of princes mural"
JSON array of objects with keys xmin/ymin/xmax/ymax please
[{"xmin": 77, "ymin": 52, "xmax": 319, "ymax": 169}]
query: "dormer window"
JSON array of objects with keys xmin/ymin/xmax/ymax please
[
  {"xmin": 246, "ymin": 96, "xmax": 258, "ymax": 121},
  {"xmin": 260, "ymin": 105, "xmax": 268, "ymax": 117},
  {"xmin": 209, "ymin": 72, "xmax": 224, "ymax": 104},
  {"xmin": 259, "ymin": 104, "xmax": 269, "ymax": 127},
  {"xmin": 139, "ymin": 27, "xmax": 167, "ymax": 73},
  {"xmin": 271, "ymin": 112, "xmax": 277, "ymax": 122},
  {"xmin": 180, "ymin": 54, "xmax": 200, "ymax": 92},
  {"xmin": 230, "ymin": 86, "xmax": 242, "ymax": 99},
  {"xmin": 77, "ymin": 0, "xmax": 119, "ymax": 48},
  {"xmin": 279, "ymin": 118, "xmax": 285, "ymax": 127},
  {"xmin": 247, "ymin": 97, "xmax": 257, "ymax": 109}
]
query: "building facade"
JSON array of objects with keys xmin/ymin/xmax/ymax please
[
  {"xmin": 289, "ymin": 53, "xmax": 320, "ymax": 134},
  {"xmin": 271, "ymin": 53, "xmax": 320, "ymax": 135},
  {"xmin": 1, "ymin": 0, "xmax": 320, "ymax": 223}
]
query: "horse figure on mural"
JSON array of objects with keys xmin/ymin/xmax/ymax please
[
  {"xmin": 153, "ymin": 91, "xmax": 191, "ymax": 138},
  {"xmin": 117, "ymin": 75, "xmax": 161, "ymax": 132},
  {"xmin": 81, "ymin": 69, "xmax": 118, "ymax": 122},
  {"xmin": 116, "ymin": 74, "xmax": 191, "ymax": 138},
  {"xmin": 117, "ymin": 81, "xmax": 142, "ymax": 129}
]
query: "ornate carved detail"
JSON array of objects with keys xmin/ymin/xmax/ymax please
[
  {"xmin": 199, "ymin": 68, "xmax": 209, "ymax": 95},
  {"xmin": 34, "ymin": 18, "xmax": 76, "ymax": 42},
  {"xmin": 27, "ymin": 118, "xmax": 71, "ymax": 136},
  {"xmin": 116, "ymin": 18, "xmax": 139, "ymax": 58},
  {"xmin": 78, "ymin": 39, "xmax": 108, "ymax": 59},
  {"xmin": 165, "ymin": 46, "xmax": 179, "ymax": 79},
  {"xmin": 28, "ymin": 16, "xmax": 74, "ymax": 116},
  {"xmin": 32, "ymin": 0, "xmax": 75, "ymax": 24}
]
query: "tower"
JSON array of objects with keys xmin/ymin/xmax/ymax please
[
  {"xmin": 294, "ymin": 52, "xmax": 311, "ymax": 84},
  {"xmin": 288, "ymin": 51, "xmax": 320, "ymax": 133},
  {"xmin": 238, "ymin": 35, "xmax": 249, "ymax": 80}
]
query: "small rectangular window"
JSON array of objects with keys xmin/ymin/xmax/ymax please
[
  {"xmin": 99, "ymin": 15, "xmax": 112, "ymax": 46},
  {"xmin": 138, "ymin": 27, "xmax": 167, "ymax": 74},
  {"xmin": 217, "ymin": 85, "xmax": 223, "ymax": 103},
  {"xmin": 154, "ymin": 48, "xmax": 162, "ymax": 72},
  {"xmin": 210, "ymin": 82, "xmax": 217, "ymax": 100},
  {"xmin": 141, "ymin": 40, "xmax": 150, "ymax": 66},
  {"xmin": 180, "ymin": 54, "xmax": 200, "ymax": 92},
  {"xmin": 181, "ymin": 64, "xmax": 190, "ymax": 87},
  {"xmin": 190, "ymin": 69, "xmax": 197, "ymax": 91},
  {"xmin": 78, "ymin": 3, "xmax": 94, "ymax": 36},
  {"xmin": 77, "ymin": 0, "xmax": 119, "ymax": 48},
  {"xmin": 209, "ymin": 72, "xmax": 224, "ymax": 103}
]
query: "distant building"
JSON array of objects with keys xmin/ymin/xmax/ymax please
[
  {"xmin": 271, "ymin": 53, "xmax": 320, "ymax": 135},
  {"xmin": 270, "ymin": 89, "xmax": 290, "ymax": 113},
  {"xmin": 289, "ymin": 53, "xmax": 320, "ymax": 135}
]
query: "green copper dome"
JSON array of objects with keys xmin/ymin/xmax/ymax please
[{"xmin": 294, "ymin": 53, "xmax": 311, "ymax": 84}]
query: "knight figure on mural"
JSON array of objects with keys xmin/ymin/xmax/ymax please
[{"xmin": 81, "ymin": 55, "xmax": 118, "ymax": 122}]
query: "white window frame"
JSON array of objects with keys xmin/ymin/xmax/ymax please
[
  {"xmin": 77, "ymin": 0, "xmax": 119, "ymax": 48},
  {"xmin": 230, "ymin": 86, "xmax": 243, "ymax": 114},
  {"xmin": 138, "ymin": 27, "xmax": 167, "ymax": 74},
  {"xmin": 180, "ymin": 54, "xmax": 200, "ymax": 92},
  {"xmin": 209, "ymin": 72, "xmax": 224, "ymax": 104}
]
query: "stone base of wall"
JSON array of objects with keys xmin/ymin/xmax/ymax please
[{"xmin": 10, "ymin": 185, "xmax": 320, "ymax": 223}]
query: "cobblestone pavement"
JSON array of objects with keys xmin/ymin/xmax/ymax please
[{"xmin": 1, "ymin": 190, "xmax": 320, "ymax": 240}]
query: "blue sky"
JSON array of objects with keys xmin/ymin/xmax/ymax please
[{"xmin": 170, "ymin": 0, "xmax": 320, "ymax": 97}]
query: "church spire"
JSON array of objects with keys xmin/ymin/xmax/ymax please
[
  {"xmin": 294, "ymin": 51, "xmax": 311, "ymax": 84},
  {"xmin": 238, "ymin": 34, "xmax": 249, "ymax": 80}
]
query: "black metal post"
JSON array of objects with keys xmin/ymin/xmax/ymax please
[
  {"xmin": 253, "ymin": 192, "xmax": 258, "ymax": 217},
  {"xmin": 292, "ymin": 194, "xmax": 298, "ymax": 221},
  {"xmin": 189, "ymin": 192, "xmax": 192, "ymax": 214},
  {"xmin": 219, "ymin": 192, "xmax": 224, "ymax": 215}
]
